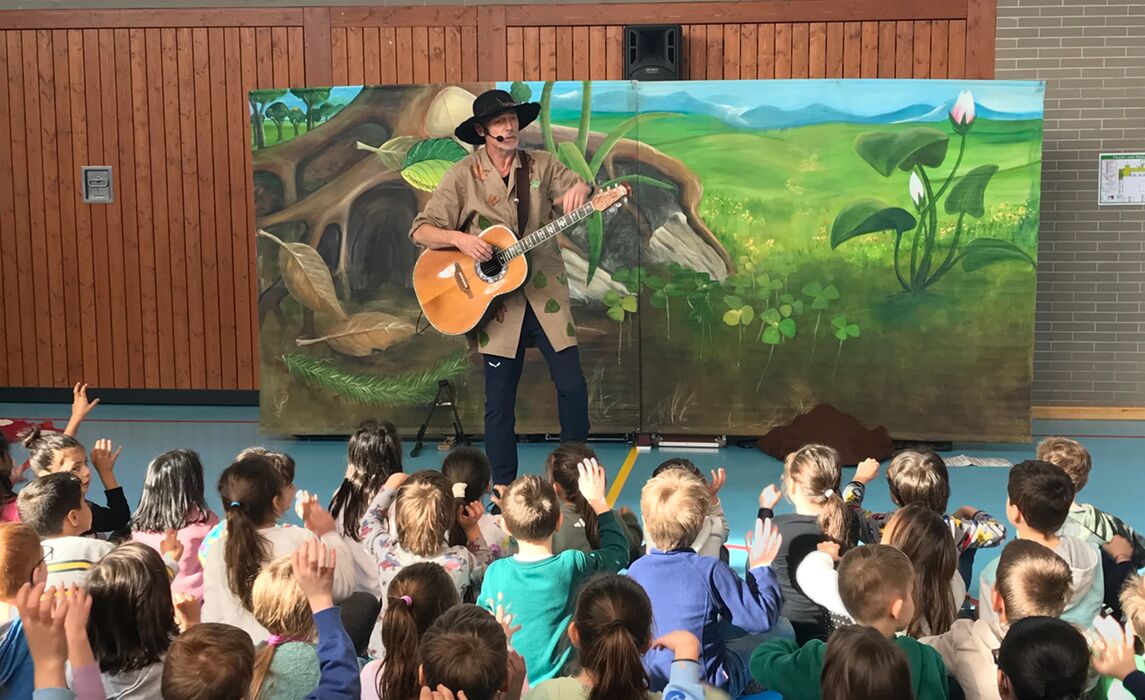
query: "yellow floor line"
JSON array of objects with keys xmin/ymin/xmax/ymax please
[{"xmin": 606, "ymin": 445, "xmax": 640, "ymax": 507}]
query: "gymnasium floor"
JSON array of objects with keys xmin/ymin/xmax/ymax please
[{"xmin": 3, "ymin": 402, "xmax": 1141, "ymax": 579}]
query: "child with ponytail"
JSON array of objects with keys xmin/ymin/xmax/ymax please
[
  {"xmin": 765, "ymin": 443, "xmax": 871, "ymax": 644},
  {"xmin": 21, "ymin": 427, "xmax": 130, "ymax": 535},
  {"xmin": 202, "ymin": 455, "xmax": 357, "ymax": 641},
  {"xmin": 524, "ymin": 575, "xmax": 713, "ymax": 700},
  {"xmin": 359, "ymin": 562, "xmax": 460, "ymax": 700},
  {"xmin": 546, "ymin": 445, "xmax": 642, "ymax": 563},
  {"xmin": 442, "ymin": 446, "xmax": 510, "ymax": 558}
]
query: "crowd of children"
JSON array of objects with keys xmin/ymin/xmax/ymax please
[{"xmin": 1, "ymin": 383, "xmax": 1144, "ymax": 699}]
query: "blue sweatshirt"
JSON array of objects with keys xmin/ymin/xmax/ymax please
[
  {"xmin": 306, "ymin": 606, "xmax": 361, "ymax": 700},
  {"xmin": 0, "ymin": 617, "xmax": 33, "ymax": 700},
  {"xmin": 627, "ymin": 548, "xmax": 782, "ymax": 691}
]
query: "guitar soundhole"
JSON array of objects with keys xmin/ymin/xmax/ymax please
[{"xmin": 477, "ymin": 248, "xmax": 505, "ymax": 282}]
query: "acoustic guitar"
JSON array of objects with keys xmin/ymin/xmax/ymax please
[{"xmin": 413, "ymin": 184, "xmax": 631, "ymax": 336}]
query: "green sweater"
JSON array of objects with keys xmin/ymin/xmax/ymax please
[
  {"xmin": 478, "ymin": 510, "xmax": 629, "ymax": 685},
  {"xmin": 750, "ymin": 633, "xmax": 949, "ymax": 700}
]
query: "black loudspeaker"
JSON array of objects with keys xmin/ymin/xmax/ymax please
[{"xmin": 624, "ymin": 24, "xmax": 682, "ymax": 81}]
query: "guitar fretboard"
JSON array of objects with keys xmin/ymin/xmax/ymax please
[{"xmin": 495, "ymin": 201, "xmax": 596, "ymax": 263}]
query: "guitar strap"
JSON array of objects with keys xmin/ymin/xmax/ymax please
[{"xmin": 515, "ymin": 150, "xmax": 531, "ymax": 237}]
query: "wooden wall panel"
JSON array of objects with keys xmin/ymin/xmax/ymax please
[{"xmin": 0, "ymin": 0, "xmax": 996, "ymax": 391}]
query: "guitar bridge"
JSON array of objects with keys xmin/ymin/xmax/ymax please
[{"xmin": 453, "ymin": 263, "xmax": 474, "ymax": 298}]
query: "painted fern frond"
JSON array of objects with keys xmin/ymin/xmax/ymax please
[{"xmin": 283, "ymin": 352, "xmax": 469, "ymax": 406}]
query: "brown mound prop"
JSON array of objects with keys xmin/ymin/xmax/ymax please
[{"xmin": 757, "ymin": 404, "xmax": 894, "ymax": 465}]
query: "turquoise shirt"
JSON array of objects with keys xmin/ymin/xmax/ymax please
[{"xmin": 478, "ymin": 510, "xmax": 629, "ymax": 685}]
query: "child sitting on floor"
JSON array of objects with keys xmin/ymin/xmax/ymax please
[
  {"xmin": 546, "ymin": 445, "xmax": 641, "ymax": 563},
  {"xmin": 524, "ymin": 574, "xmax": 724, "ymax": 700},
  {"xmin": 627, "ymin": 469, "xmax": 785, "ymax": 696},
  {"xmin": 360, "ymin": 469, "xmax": 489, "ymax": 657},
  {"xmin": 0, "ymin": 523, "xmax": 48, "ymax": 697},
  {"xmin": 165, "ymin": 540, "xmax": 360, "ymax": 700},
  {"xmin": 129, "ymin": 448, "xmax": 219, "ymax": 599},
  {"xmin": 920, "ymin": 539, "xmax": 1072, "ymax": 700},
  {"xmin": 17, "ymin": 473, "xmax": 112, "ymax": 587},
  {"xmin": 418, "ymin": 604, "xmax": 525, "ymax": 700},
  {"xmin": 649, "ymin": 458, "xmax": 730, "ymax": 560},
  {"xmin": 978, "ymin": 460, "xmax": 1103, "ymax": 629},
  {"xmin": 750, "ymin": 544, "xmax": 949, "ymax": 700},
  {"xmin": 360, "ymin": 562, "xmax": 460, "ymax": 700},
  {"xmin": 21, "ymin": 428, "xmax": 130, "ymax": 536},
  {"xmin": 995, "ymin": 616, "xmax": 1089, "ymax": 700},
  {"xmin": 442, "ymin": 447, "xmax": 511, "ymax": 559},
  {"xmin": 820, "ymin": 625, "xmax": 913, "ymax": 700},
  {"xmin": 477, "ymin": 461, "xmax": 628, "ymax": 685}
]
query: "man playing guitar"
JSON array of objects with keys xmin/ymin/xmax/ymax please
[{"xmin": 409, "ymin": 89, "xmax": 593, "ymax": 489}]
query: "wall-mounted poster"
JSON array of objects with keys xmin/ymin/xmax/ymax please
[{"xmin": 252, "ymin": 79, "xmax": 1044, "ymax": 442}]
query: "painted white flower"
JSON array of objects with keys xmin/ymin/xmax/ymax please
[
  {"xmin": 909, "ymin": 171, "xmax": 925, "ymax": 207},
  {"xmin": 951, "ymin": 90, "xmax": 976, "ymax": 126}
]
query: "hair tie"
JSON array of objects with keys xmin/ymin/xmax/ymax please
[
  {"xmin": 822, "ymin": 489, "xmax": 835, "ymax": 499},
  {"xmin": 266, "ymin": 634, "xmax": 300, "ymax": 647},
  {"xmin": 229, "ymin": 501, "xmax": 241, "ymax": 507},
  {"xmin": 452, "ymin": 482, "xmax": 467, "ymax": 499},
  {"xmin": 400, "ymin": 595, "xmax": 413, "ymax": 607}
]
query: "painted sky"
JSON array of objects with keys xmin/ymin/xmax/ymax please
[{"xmin": 499, "ymin": 79, "xmax": 1045, "ymax": 117}]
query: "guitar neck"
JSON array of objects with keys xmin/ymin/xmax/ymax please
[{"xmin": 498, "ymin": 202, "xmax": 596, "ymax": 262}]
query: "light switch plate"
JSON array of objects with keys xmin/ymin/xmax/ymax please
[{"xmin": 82, "ymin": 166, "xmax": 113, "ymax": 204}]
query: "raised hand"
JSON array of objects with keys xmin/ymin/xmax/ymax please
[
  {"xmin": 1102, "ymin": 535, "xmax": 1134, "ymax": 565},
  {"xmin": 90, "ymin": 438, "xmax": 123, "ymax": 486},
  {"xmin": 759, "ymin": 483, "xmax": 782, "ymax": 510},
  {"xmin": 65, "ymin": 383, "xmax": 101, "ymax": 437},
  {"xmin": 160, "ymin": 529, "xmax": 184, "ymax": 563},
  {"xmin": 577, "ymin": 458, "xmax": 609, "ymax": 513},
  {"xmin": 1090, "ymin": 614, "xmax": 1139, "ymax": 681},
  {"xmin": 817, "ymin": 540, "xmax": 842, "ymax": 562},
  {"xmin": 650, "ymin": 630, "xmax": 702, "ymax": 662},
  {"xmin": 14, "ymin": 583, "xmax": 69, "ymax": 686},
  {"xmin": 296, "ymin": 490, "xmax": 337, "ymax": 537},
  {"xmin": 747, "ymin": 517, "xmax": 783, "ymax": 569},
  {"xmin": 708, "ymin": 468, "xmax": 727, "ymax": 498},
  {"xmin": 293, "ymin": 538, "xmax": 336, "ymax": 613},
  {"xmin": 173, "ymin": 592, "xmax": 202, "ymax": 631},
  {"xmin": 854, "ymin": 458, "xmax": 880, "ymax": 484}
]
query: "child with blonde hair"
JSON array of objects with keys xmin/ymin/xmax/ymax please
[
  {"xmin": 751, "ymin": 544, "xmax": 949, "ymax": 700},
  {"xmin": 360, "ymin": 469, "xmax": 490, "ymax": 657},
  {"xmin": 478, "ymin": 460, "xmax": 628, "ymax": 685},
  {"xmin": 649, "ymin": 458, "xmax": 730, "ymax": 560},
  {"xmin": 627, "ymin": 469, "xmax": 785, "ymax": 696},
  {"xmin": 248, "ymin": 556, "xmax": 320, "ymax": 699},
  {"xmin": 921, "ymin": 539, "xmax": 1072, "ymax": 700}
]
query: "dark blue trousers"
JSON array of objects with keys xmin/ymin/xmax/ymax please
[{"xmin": 483, "ymin": 302, "xmax": 589, "ymax": 486}]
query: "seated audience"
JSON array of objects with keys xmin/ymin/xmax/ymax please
[
  {"xmin": 994, "ymin": 616, "xmax": 1088, "ymax": 700},
  {"xmin": 18, "ymin": 473, "xmax": 113, "ymax": 587}
]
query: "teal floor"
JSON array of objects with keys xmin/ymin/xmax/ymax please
[{"xmin": 2, "ymin": 403, "xmax": 1142, "ymax": 699}]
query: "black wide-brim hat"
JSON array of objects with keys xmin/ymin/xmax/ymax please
[{"xmin": 454, "ymin": 89, "xmax": 542, "ymax": 145}]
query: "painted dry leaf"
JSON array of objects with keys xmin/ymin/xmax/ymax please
[
  {"xmin": 355, "ymin": 135, "xmax": 417, "ymax": 171},
  {"xmin": 296, "ymin": 312, "xmax": 416, "ymax": 356},
  {"xmin": 257, "ymin": 229, "xmax": 347, "ymax": 320}
]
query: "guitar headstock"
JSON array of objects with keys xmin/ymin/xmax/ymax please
[{"xmin": 590, "ymin": 182, "xmax": 632, "ymax": 214}]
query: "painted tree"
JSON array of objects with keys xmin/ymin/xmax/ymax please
[
  {"xmin": 249, "ymin": 89, "xmax": 286, "ymax": 149},
  {"xmin": 290, "ymin": 87, "xmax": 332, "ymax": 131},
  {"xmin": 265, "ymin": 101, "xmax": 289, "ymax": 143},
  {"xmin": 287, "ymin": 107, "xmax": 306, "ymax": 136}
]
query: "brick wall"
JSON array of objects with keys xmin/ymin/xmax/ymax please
[{"xmin": 996, "ymin": 0, "xmax": 1145, "ymax": 406}]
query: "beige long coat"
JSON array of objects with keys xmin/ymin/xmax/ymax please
[{"xmin": 410, "ymin": 146, "xmax": 586, "ymax": 359}]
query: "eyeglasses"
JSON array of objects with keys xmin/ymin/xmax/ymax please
[{"xmin": 30, "ymin": 545, "xmax": 52, "ymax": 585}]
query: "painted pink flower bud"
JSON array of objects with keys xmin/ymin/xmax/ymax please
[{"xmin": 951, "ymin": 90, "xmax": 976, "ymax": 126}]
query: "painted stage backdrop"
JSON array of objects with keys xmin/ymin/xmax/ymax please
[{"xmin": 252, "ymin": 79, "xmax": 1044, "ymax": 441}]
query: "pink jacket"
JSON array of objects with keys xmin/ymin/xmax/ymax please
[{"xmin": 132, "ymin": 509, "xmax": 220, "ymax": 599}]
